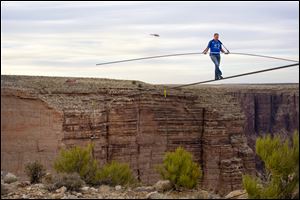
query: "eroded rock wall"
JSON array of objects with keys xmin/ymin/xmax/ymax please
[
  {"xmin": 61, "ymin": 92, "xmax": 204, "ymax": 184},
  {"xmin": 232, "ymin": 92, "xmax": 299, "ymax": 138},
  {"xmin": 229, "ymin": 89, "xmax": 299, "ymax": 171},
  {"xmin": 1, "ymin": 89, "xmax": 64, "ymax": 179}
]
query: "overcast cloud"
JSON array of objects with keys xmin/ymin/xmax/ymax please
[{"xmin": 1, "ymin": 1, "xmax": 299, "ymax": 84}]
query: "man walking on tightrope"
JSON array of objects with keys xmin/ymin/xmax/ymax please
[{"xmin": 202, "ymin": 33, "xmax": 229, "ymax": 80}]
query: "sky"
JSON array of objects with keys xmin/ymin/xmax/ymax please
[{"xmin": 1, "ymin": 1, "xmax": 299, "ymax": 84}]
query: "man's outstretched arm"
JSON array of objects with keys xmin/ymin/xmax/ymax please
[
  {"xmin": 202, "ymin": 47, "xmax": 209, "ymax": 54},
  {"xmin": 203, "ymin": 40, "xmax": 211, "ymax": 54},
  {"xmin": 221, "ymin": 47, "xmax": 229, "ymax": 54}
]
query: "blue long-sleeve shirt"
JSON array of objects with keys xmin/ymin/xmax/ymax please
[{"xmin": 207, "ymin": 39, "xmax": 222, "ymax": 55}]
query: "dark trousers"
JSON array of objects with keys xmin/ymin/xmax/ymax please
[{"xmin": 210, "ymin": 54, "xmax": 222, "ymax": 79}]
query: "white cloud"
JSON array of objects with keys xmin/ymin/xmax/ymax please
[{"xmin": 1, "ymin": 1, "xmax": 299, "ymax": 84}]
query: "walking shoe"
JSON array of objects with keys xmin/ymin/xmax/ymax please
[{"xmin": 219, "ymin": 75, "xmax": 223, "ymax": 79}]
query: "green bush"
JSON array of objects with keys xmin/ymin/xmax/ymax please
[
  {"xmin": 47, "ymin": 173, "xmax": 84, "ymax": 192},
  {"xmin": 53, "ymin": 143, "xmax": 137, "ymax": 187},
  {"xmin": 54, "ymin": 143, "xmax": 100, "ymax": 185},
  {"xmin": 24, "ymin": 161, "xmax": 46, "ymax": 184},
  {"xmin": 242, "ymin": 175, "xmax": 263, "ymax": 199},
  {"xmin": 98, "ymin": 161, "xmax": 136, "ymax": 186},
  {"xmin": 157, "ymin": 147, "xmax": 202, "ymax": 189},
  {"xmin": 243, "ymin": 131, "xmax": 299, "ymax": 199}
]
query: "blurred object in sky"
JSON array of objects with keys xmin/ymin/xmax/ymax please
[{"xmin": 150, "ymin": 34, "xmax": 160, "ymax": 37}]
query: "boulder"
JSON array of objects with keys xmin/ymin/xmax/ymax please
[
  {"xmin": 32, "ymin": 183, "xmax": 45, "ymax": 189},
  {"xmin": 99, "ymin": 185, "xmax": 110, "ymax": 193},
  {"xmin": 74, "ymin": 192, "xmax": 82, "ymax": 197},
  {"xmin": 134, "ymin": 186, "xmax": 156, "ymax": 192},
  {"xmin": 56, "ymin": 186, "xmax": 67, "ymax": 194},
  {"xmin": 153, "ymin": 180, "xmax": 172, "ymax": 192},
  {"xmin": 115, "ymin": 185, "xmax": 122, "ymax": 191},
  {"xmin": 34, "ymin": 191, "xmax": 44, "ymax": 197},
  {"xmin": 225, "ymin": 190, "xmax": 248, "ymax": 199},
  {"xmin": 146, "ymin": 191, "xmax": 165, "ymax": 199},
  {"xmin": 81, "ymin": 186, "xmax": 89, "ymax": 191},
  {"xmin": 90, "ymin": 187, "xmax": 98, "ymax": 192}
]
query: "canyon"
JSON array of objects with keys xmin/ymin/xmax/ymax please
[{"xmin": 1, "ymin": 75, "xmax": 299, "ymax": 195}]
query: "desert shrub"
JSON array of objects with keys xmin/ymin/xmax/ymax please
[
  {"xmin": 47, "ymin": 173, "xmax": 84, "ymax": 192},
  {"xmin": 157, "ymin": 146, "xmax": 202, "ymax": 189},
  {"xmin": 242, "ymin": 175, "xmax": 263, "ymax": 199},
  {"xmin": 243, "ymin": 131, "xmax": 299, "ymax": 199},
  {"xmin": 24, "ymin": 161, "xmax": 46, "ymax": 184},
  {"xmin": 54, "ymin": 143, "xmax": 100, "ymax": 185},
  {"xmin": 3, "ymin": 173, "xmax": 18, "ymax": 184},
  {"xmin": 98, "ymin": 161, "xmax": 135, "ymax": 186}
]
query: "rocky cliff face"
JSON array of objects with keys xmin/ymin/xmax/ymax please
[
  {"xmin": 230, "ymin": 87, "xmax": 299, "ymax": 141},
  {"xmin": 1, "ymin": 75, "xmax": 298, "ymax": 195},
  {"xmin": 227, "ymin": 85, "xmax": 299, "ymax": 170}
]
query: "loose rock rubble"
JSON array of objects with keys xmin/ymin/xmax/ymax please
[{"xmin": 0, "ymin": 172, "xmax": 237, "ymax": 199}]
